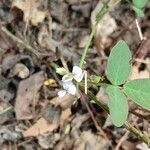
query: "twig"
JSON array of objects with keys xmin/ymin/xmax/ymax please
[
  {"xmin": 79, "ymin": 85, "xmax": 150, "ymax": 145},
  {"xmin": 80, "ymin": 92, "xmax": 110, "ymax": 144},
  {"xmin": 135, "ymin": 19, "xmax": 144, "ymax": 41},
  {"xmin": 115, "ymin": 130, "xmax": 130, "ymax": 150},
  {"xmin": 1, "ymin": 26, "xmax": 40, "ymax": 57},
  {"xmin": 84, "ymin": 71, "xmax": 88, "ymax": 94}
]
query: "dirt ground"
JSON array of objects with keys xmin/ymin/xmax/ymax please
[{"xmin": 0, "ymin": 0, "xmax": 150, "ymax": 149}]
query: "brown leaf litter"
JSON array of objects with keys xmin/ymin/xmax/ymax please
[
  {"xmin": 12, "ymin": 0, "xmax": 47, "ymax": 26},
  {"xmin": 15, "ymin": 71, "xmax": 45, "ymax": 120}
]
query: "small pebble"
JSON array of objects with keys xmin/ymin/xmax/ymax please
[{"xmin": 12, "ymin": 63, "xmax": 30, "ymax": 79}]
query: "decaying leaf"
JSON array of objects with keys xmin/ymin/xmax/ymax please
[
  {"xmin": 15, "ymin": 71, "xmax": 45, "ymax": 120},
  {"xmin": 74, "ymin": 131, "xmax": 109, "ymax": 150},
  {"xmin": 23, "ymin": 109, "xmax": 71, "ymax": 137},
  {"xmin": 12, "ymin": 0, "xmax": 47, "ymax": 26},
  {"xmin": 22, "ymin": 118, "xmax": 58, "ymax": 137},
  {"xmin": 9, "ymin": 63, "xmax": 30, "ymax": 79},
  {"xmin": 51, "ymin": 94, "xmax": 77, "ymax": 110}
]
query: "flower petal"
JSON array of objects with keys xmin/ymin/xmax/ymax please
[
  {"xmin": 58, "ymin": 90, "xmax": 67, "ymax": 98},
  {"xmin": 74, "ymin": 72, "xmax": 84, "ymax": 82},
  {"xmin": 63, "ymin": 80, "xmax": 74, "ymax": 90},
  {"xmin": 72, "ymin": 66, "xmax": 83, "ymax": 82},
  {"xmin": 72, "ymin": 66, "xmax": 82, "ymax": 76},
  {"xmin": 67, "ymin": 84, "xmax": 77, "ymax": 95}
]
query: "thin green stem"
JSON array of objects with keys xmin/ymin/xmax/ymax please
[
  {"xmin": 79, "ymin": 25, "xmax": 97, "ymax": 68},
  {"xmin": 79, "ymin": 0, "xmax": 111, "ymax": 68},
  {"xmin": 79, "ymin": 85, "xmax": 150, "ymax": 145},
  {"xmin": 79, "ymin": 0, "xmax": 121, "ymax": 68}
]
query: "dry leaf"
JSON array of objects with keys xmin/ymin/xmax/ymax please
[
  {"xmin": 22, "ymin": 118, "xmax": 58, "ymax": 137},
  {"xmin": 51, "ymin": 94, "xmax": 76, "ymax": 110},
  {"xmin": 12, "ymin": 0, "xmax": 46, "ymax": 26},
  {"xmin": 15, "ymin": 71, "xmax": 45, "ymax": 120},
  {"xmin": 74, "ymin": 131, "xmax": 109, "ymax": 150},
  {"xmin": 23, "ymin": 109, "xmax": 70, "ymax": 137},
  {"xmin": 61, "ymin": 108, "xmax": 71, "ymax": 121}
]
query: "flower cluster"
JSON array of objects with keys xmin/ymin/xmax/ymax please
[{"xmin": 58, "ymin": 66, "xmax": 84, "ymax": 98}]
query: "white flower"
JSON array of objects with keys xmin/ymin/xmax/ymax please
[
  {"xmin": 58, "ymin": 66, "xmax": 84, "ymax": 98},
  {"xmin": 72, "ymin": 66, "xmax": 84, "ymax": 82}
]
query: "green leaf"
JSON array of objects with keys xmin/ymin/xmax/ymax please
[
  {"xmin": 106, "ymin": 85, "xmax": 128, "ymax": 127},
  {"xmin": 123, "ymin": 79, "xmax": 150, "ymax": 110},
  {"xmin": 132, "ymin": 0, "xmax": 148, "ymax": 8},
  {"xmin": 132, "ymin": 6, "xmax": 145, "ymax": 17},
  {"xmin": 106, "ymin": 40, "xmax": 132, "ymax": 85}
]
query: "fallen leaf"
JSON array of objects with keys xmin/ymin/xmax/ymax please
[
  {"xmin": 15, "ymin": 71, "xmax": 45, "ymax": 120},
  {"xmin": 74, "ymin": 131, "xmax": 109, "ymax": 150},
  {"xmin": 60, "ymin": 108, "xmax": 71, "ymax": 121},
  {"xmin": 12, "ymin": 0, "xmax": 47, "ymax": 26},
  {"xmin": 51, "ymin": 94, "xmax": 76, "ymax": 110},
  {"xmin": 9, "ymin": 63, "xmax": 30, "ymax": 79},
  {"xmin": 23, "ymin": 109, "xmax": 70, "ymax": 138},
  {"xmin": 22, "ymin": 118, "xmax": 58, "ymax": 137}
]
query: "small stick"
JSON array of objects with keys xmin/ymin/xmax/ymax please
[
  {"xmin": 115, "ymin": 130, "xmax": 129, "ymax": 150},
  {"xmin": 80, "ymin": 92, "xmax": 110, "ymax": 143},
  {"xmin": 1, "ymin": 26, "xmax": 40, "ymax": 57},
  {"xmin": 135, "ymin": 19, "xmax": 144, "ymax": 41},
  {"xmin": 79, "ymin": 85, "xmax": 150, "ymax": 145},
  {"xmin": 84, "ymin": 71, "xmax": 87, "ymax": 94}
]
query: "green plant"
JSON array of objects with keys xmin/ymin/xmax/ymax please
[
  {"xmin": 105, "ymin": 40, "xmax": 150, "ymax": 127},
  {"xmin": 129, "ymin": 0, "xmax": 149, "ymax": 17},
  {"xmin": 54, "ymin": 0, "xmax": 150, "ymax": 145}
]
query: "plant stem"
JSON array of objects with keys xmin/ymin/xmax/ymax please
[
  {"xmin": 79, "ymin": 85, "xmax": 150, "ymax": 145},
  {"xmin": 1, "ymin": 26, "xmax": 40, "ymax": 57},
  {"xmin": 79, "ymin": 0, "xmax": 121, "ymax": 68},
  {"xmin": 79, "ymin": 25, "xmax": 97, "ymax": 68}
]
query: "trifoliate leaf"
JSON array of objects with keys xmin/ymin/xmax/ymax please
[
  {"xmin": 123, "ymin": 79, "xmax": 150, "ymax": 110},
  {"xmin": 106, "ymin": 85, "xmax": 128, "ymax": 127},
  {"xmin": 106, "ymin": 40, "xmax": 132, "ymax": 85}
]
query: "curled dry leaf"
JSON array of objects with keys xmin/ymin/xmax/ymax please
[
  {"xmin": 9, "ymin": 63, "xmax": 30, "ymax": 79},
  {"xmin": 12, "ymin": 0, "xmax": 47, "ymax": 26}
]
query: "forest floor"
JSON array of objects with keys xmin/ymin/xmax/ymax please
[{"xmin": 0, "ymin": 0, "xmax": 150, "ymax": 149}]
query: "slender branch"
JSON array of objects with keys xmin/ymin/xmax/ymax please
[
  {"xmin": 79, "ymin": 25, "xmax": 97, "ymax": 68},
  {"xmin": 79, "ymin": 85, "xmax": 150, "ymax": 145},
  {"xmin": 1, "ymin": 26, "xmax": 40, "ymax": 57}
]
